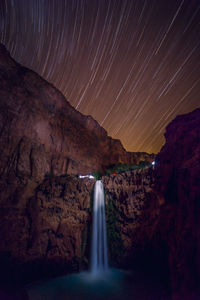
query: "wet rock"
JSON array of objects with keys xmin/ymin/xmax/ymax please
[
  {"xmin": 102, "ymin": 167, "xmax": 159, "ymax": 265},
  {"xmin": 0, "ymin": 175, "xmax": 94, "ymax": 282}
]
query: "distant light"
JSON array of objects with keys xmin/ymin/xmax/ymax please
[
  {"xmin": 152, "ymin": 161, "xmax": 155, "ymax": 165},
  {"xmin": 79, "ymin": 175, "xmax": 95, "ymax": 179}
]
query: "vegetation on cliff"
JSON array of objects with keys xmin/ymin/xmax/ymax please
[
  {"xmin": 105, "ymin": 161, "xmax": 152, "ymax": 175},
  {"xmin": 92, "ymin": 161, "xmax": 152, "ymax": 180},
  {"xmin": 105, "ymin": 193, "xmax": 124, "ymax": 265}
]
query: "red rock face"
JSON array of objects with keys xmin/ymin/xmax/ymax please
[
  {"xmin": 0, "ymin": 175, "xmax": 94, "ymax": 282},
  {"xmin": 102, "ymin": 168, "xmax": 159, "ymax": 265},
  {"xmin": 2, "ymin": 41, "xmax": 199, "ymax": 299},
  {"xmin": 0, "ymin": 43, "xmax": 154, "ymax": 283},
  {"xmin": 0, "ymin": 43, "xmax": 154, "ymax": 180},
  {"xmin": 155, "ymin": 108, "xmax": 200, "ymax": 299},
  {"xmin": 102, "ymin": 108, "xmax": 200, "ymax": 299}
]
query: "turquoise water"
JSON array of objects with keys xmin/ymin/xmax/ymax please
[
  {"xmin": 26, "ymin": 181, "xmax": 169, "ymax": 300},
  {"xmin": 27, "ymin": 268, "xmax": 168, "ymax": 300}
]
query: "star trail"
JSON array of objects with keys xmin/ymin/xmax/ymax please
[{"xmin": 0, "ymin": 0, "xmax": 200, "ymax": 153}]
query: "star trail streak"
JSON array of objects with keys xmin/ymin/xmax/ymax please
[{"xmin": 0, "ymin": 0, "xmax": 199, "ymax": 153}]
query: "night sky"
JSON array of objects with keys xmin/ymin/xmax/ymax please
[{"xmin": 0, "ymin": 0, "xmax": 200, "ymax": 153}]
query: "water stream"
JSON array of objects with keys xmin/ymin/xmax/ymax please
[
  {"xmin": 27, "ymin": 180, "xmax": 168, "ymax": 299},
  {"xmin": 91, "ymin": 180, "xmax": 108, "ymax": 273}
]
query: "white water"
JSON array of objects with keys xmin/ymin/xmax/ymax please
[
  {"xmin": 27, "ymin": 180, "xmax": 167, "ymax": 300},
  {"xmin": 91, "ymin": 180, "xmax": 108, "ymax": 273}
]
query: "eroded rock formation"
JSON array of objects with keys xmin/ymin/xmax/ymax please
[
  {"xmin": 0, "ymin": 43, "xmax": 154, "ymax": 180},
  {"xmin": 0, "ymin": 175, "xmax": 94, "ymax": 282},
  {"xmin": 155, "ymin": 108, "xmax": 200, "ymax": 299},
  {"xmin": 102, "ymin": 168, "xmax": 158, "ymax": 265},
  {"xmin": 0, "ymin": 42, "xmax": 154, "ymax": 284},
  {"xmin": 102, "ymin": 108, "xmax": 200, "ymax": 299},
  {"xmin": 0, "ymin": 42, "xmax": 199, "ymax": 299}
]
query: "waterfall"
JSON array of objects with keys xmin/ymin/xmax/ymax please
[{"xmin": 91, "ymin": 180, "xmax": 108, "ymax": 273}]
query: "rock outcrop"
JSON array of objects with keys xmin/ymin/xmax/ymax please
[
  {"xmin": 0, "ymin": 43, "xmax": 154, "ymax": 180},
  {"xmin": 155, "ymin": 108, "xmax": 200, "ymax": 299},
  {"xmin": 0, "ymin": 42, "xmax": 154, "ymax": 284},
  {"xmin": 102, "ymin": 168, "xmax": 158, "ymax": 265},
  {"xmin": 0, "ymin": 175, "xmax": 94, "ymax": 283},
  {"xmin": 102, "ymin": 108, "xmax": 200, "ymax": 299},
  {"xmin": 102, "ymin": 168, "xmax": 171, "ymax": 295},
  {"xmin": 0, "ymin": 42, "xmax": 199, "ymax": 299}
]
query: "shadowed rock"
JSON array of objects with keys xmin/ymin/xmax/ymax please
[
  {"xmin": 0, "ymin": 42, "xmax": 154, "ymax": 283},
  {"xmin": 0, "ymin": 43, "xmax": 154, "ymax": 179}
]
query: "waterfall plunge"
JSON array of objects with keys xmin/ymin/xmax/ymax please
[{"xmin": 91, "ymin": 180, "xmax": 108, "ymax": 274}]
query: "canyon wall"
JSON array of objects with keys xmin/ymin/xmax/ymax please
[
  {"xmin": 0, "ymin": 42, "xmax": 154, "ymax": 182},
  {"xmin": 155, "ymin": 108, "xmax": 200, "ymax": 299},
  {"xmin": 0, "ymin": 166, "xmax": 158, "ymax": 284},
  {"xmin": 0, "ymin": 174, "xmax": 94, "ymax": 283},
  {"xmin": 102, "ymin": 168, "xmax": 157, "ymax": 265},
  {"xmin": 0, "ymin": 42, "xmax": 154, "ymax": 284},
  {"xmin": 102, "ymin": 168, "xmax": 170, "ymax": 294},
  {"xmin": 0, "ymin": 42, "xmax": 199, "ymax": 299},
  {"xmin": 102, "ymin": 108, "xmax": 200, "ymax": 299}
]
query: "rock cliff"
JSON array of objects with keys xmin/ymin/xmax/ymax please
[
  {"xmin": 102, "ymin": 168, "xmax": 158, "ymax": 265},
  {"xmin": 0, "ymin": 42, "xmax": 199, "ymax": 299},
  {"xmin": 102, "ymin": 108, "xmax": 200, "ymax": 299},
  {"xmin": 0, "ymin": 174, "xmax": 94, "ymax": 283},
  {"xmin": 155, "ymin": 108, "xmax": 200, "ymax": 299},
  {"xmin": 102, "ymin": 168, "xmax": 170, "ymax": 294},
  {"xmin": 0, "ymin": 43, "xmax": 154, "ymax": 180},
  {"xmin": 0, "ymin": 42, "xmax": 154, "ymax": 284}
]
